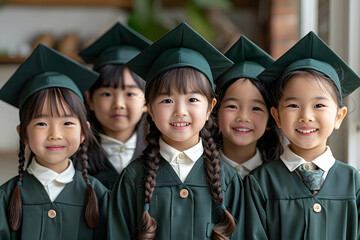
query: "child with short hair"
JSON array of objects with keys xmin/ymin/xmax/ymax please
[{"xmin": 245, "ymin": 31, "xmax": 360, "ymax": 239}]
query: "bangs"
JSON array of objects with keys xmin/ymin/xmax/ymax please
[{"xmin": 146, "ymin": 67, "xmax": 213, "ymax": 105}]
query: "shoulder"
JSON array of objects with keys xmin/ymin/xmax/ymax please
[
  {"xmin": 0, "ymin": 176, "xmax": 18, "ymax": 198},
  {"xmin": 220, "ymin": 160, "xmax": 243, "ymax": 190},
  {"xmin": 120, "ymin": 158, "xmax": 146, "ymax": 184},
  {"xmin": 74, "ymin": 170, "xmax": 109, "ymax": 197},
  {"xmin": 246, "ymin": 160, "xmax": 288, "ymax": 186}
]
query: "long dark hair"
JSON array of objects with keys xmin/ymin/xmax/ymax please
[
  {"xmin": 137, "ymin": 67, "xmax": 236, "ymax": 240},
  {"xmin": 215, "ymin": 78, "xmax": 284, "ymax": 163},
  {"xmin": 85, "ymin": 64, "xmax": 146, "ymax": 174},
  {"xmin": 7, "ymin": 87, "xmax": 100, "ymax": 231}
]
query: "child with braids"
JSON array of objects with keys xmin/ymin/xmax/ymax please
[
  {"xmin": 78, "ymin": 22, "xmax": 151, "ymax": 190},
  {"xmin": 245, "ymin": 32, "xmax": 360, "ymax": 239},
  {"xmin": 214, "ymin": 36, "xmax": 283, "ymax": 179},
  {"xmin": 108, "ymin": 22, "xmax": 245, "ymax": 240},
  {"xmin": 0, "ymin": 44, "xmax": 109, "ymax": 239}
]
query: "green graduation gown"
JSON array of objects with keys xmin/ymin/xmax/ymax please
[
  {"xmin": 0, "ymin": 170, "xmax": 109, "ymax": 240},
  {"xmin": 108, "ymin": 156, "xmax": 245, "ymax": 239},
  {"xmin": 244, "ymin": 160, "xmax": 360, "ymax": 240},
  {"xmin": 88, "ymin": 113, "xmax": 149, "ymax": 190}
]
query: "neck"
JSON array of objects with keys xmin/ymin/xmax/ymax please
[
  {"xmin": 103, "ymin": 126, "xmax": 135, "ymax": 143},
  {"xmin": 222, "ymin": 138, "xmax": 257, "ymax": 164},
  {"xmin": 289, "ymin": 143, "xmax": 327, "ymax": 162}
]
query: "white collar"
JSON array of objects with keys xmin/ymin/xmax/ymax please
[
  {"xmin": 220, "ymin": 148, "xmax": 263, "ymax": 172},
  {"xmin": 159, "ymin": 137, "xmax": 203, "ymax": 163},
  {"xmin": 281, "ymin": 145, "xmax": 335, "ymax": 172},
  {"xmin": 100, "ymin": 132, "xmax": 137, "ymax": 155},
  {"xmin": 27, "ymin": 158, "xmax": 75, "ymax": 186}
]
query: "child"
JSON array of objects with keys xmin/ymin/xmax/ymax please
[
  {"xmin": 215, "ymin": 36, "xmax": 283, "ymax": 179},
  {"xmin": 0, "ymin": 44, "xmax": 109, "ymax": 239},
  {"xmin": 78, "ymin": 22, "xmax": 151, "ymax": 189},
  {"xmin": 244, "ymin": 31, "xmax": 360, "ymax": 239},
  {"xmin": 108, "ymin": 22, "xmax": 245, "ymax": 239}
]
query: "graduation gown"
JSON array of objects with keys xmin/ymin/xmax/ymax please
[
  {"xmin": 0, "ymin": 171, "xmax": 109, "ymax": 240},
  {"xmin": 90, "ymin": 113, "xmax": 149, "ymax": 190},
  {"xmin": 108, "ymin": 156, "xmax": 245, "ymax": 240},
  {"xmin": 244, "ymin": 160, "xmax": 360, "ymax": 240}
]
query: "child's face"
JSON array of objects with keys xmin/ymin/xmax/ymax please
[
  {"xmin": 271, "ymin": 75, "xmax": 347, "ymax": 159},
  {"xmin": 24, "ymin": 98, "xmax": 85, "ymax": 173},
  {"xmin": 218, "ymin": 79, "xmax": 269, "ymax": 150},
  {"xmin": 148, "ymin": 89, "xmax": 216, "ymax": 151},
  {"xmin": 87, "ymin": 68, "xmax": 146, "ymax": 142}
]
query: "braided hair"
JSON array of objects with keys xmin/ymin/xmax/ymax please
[
  {"xmin": 137, "ymin": 67, "xmax": 236, "ymax": 239},
  {"xmin": 7, "ymin": 88, "xmax": 100, "ymax": 231}
]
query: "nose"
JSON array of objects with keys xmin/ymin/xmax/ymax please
[
  {"xmin": 174, "ymin": 102, "xmax": 188, "ymax": 117},
  {"xmin": 299, "ymin": 107, "xmax": 315, "ymax": 123},
  {"xmin": 235, "ymin": 108, "xmax": 251, "ymax": 123},
  {"xmin": 113, "ymin": 93, "xmax": 125, "ymax": 109},
  {"xmin": 48, "ymin": 125, "xmax": 63, "ymax": 141}
]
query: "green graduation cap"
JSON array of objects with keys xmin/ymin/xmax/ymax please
[
  {"xmin": 126, "ymin": 22, "xmax": 233, "ymax": 88},
  {"xmin": 216, "ymin": 35, "xmax": 274, "ymax": 90},
  {"xmin": 259, "ymin": 31, "xmax": 360, "ymax": 98},
  {"xmin": 79, "ymin": 22, "xmax": 152, "ymax": 70},
  {"xmin": 0, "ymin": 43, "xmax": 99, "ymax": 109}
]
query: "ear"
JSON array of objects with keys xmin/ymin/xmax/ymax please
[
  {"xmin": 84, "ymin": 91, "xmax": 94, "ymax": 111},
  {"xmin": 17, "ymin": 125, "xmax": 29, "ymax": 146},
  {"xmin": 206, "ymin": 98, "xmax": 217, "ymax": 120},
  {"xmin": 270, "ymin": 107, "xmax": 282, "ymax": 128},
  {"xmin": 334, "ymin": 106, "xmax": 347, "ymax": 130},
  {"xmin": 80, "ymin": 121, "xmax": 91, "ymax": 144},
  {"xmin": 147, "ymin": 104, "xmax": 153, "ymax": 120}
]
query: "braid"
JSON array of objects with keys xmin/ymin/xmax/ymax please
[
  {"xmin": 137, "ymin": 114, "xmax": 161, "ymax": 240},
  {"xmin": 7, "ymin": 139, "xmax": 26, "ymax": 231},
  {"xmin": 201, "ymin": 117, "xmax": 236, "ymax": 239},
  {"xmin": 79, "ymin": 143, "xmax": 99, "ymax": 228}
]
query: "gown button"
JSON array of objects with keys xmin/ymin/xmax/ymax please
[
  {"xmin": 48, "ymin": 209, "xmax": 57, "ymax": 218},
  {"xmin": 179, "ymin": 189, "xmax": 189, "ymax": 198},
  {"xmin": 313, "ymin": 203, "xmax": 322, "ymax": 213}
]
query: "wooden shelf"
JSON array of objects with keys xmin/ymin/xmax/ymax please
[
  {"xmin": 8, "ymin": 0, "xmax": 133, "ymax": 8},
  {"xmin": 0, "ymin": 55, "xmax": 26, "ymax": 64}
]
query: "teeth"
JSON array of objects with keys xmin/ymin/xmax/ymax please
[
  {"xmin": 171, "ymin": 123, "xmax": 190, "ymax": 127},
  {"xmin": 297, "ymin": 129, "xmax": 317, "ymax": 133},
  {"xmin": 235, "ymin": 128, "xmax": 251, "ymax": 132}
]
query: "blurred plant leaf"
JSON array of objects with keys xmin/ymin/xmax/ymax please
[{"xmin": 192, "ymin": 0, "xmax": 233, "ymax": 10}]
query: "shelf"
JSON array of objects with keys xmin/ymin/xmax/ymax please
[
  {"xmin": 0, "ymin": 55, "xmax": 26, "ymax": 64},
  {"xmin": 7, "ymin": 0, "xmax": 133, "ymax": 8}
]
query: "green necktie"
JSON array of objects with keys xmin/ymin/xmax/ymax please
[{"xmin": 297, "ymin": 164, "xmax": 324, "ymax": 191}]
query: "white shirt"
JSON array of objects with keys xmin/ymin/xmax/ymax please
[
  {"xmin": 220, "ymin": 148, "xmax": 263, "ymax": 179},
  {"xmin": 159, "ymin": 137, "xmax": 203, "ymax": 182},
  {"xmin": 100, "ymin": 133, "xmax": 137, "ymax": 174},
  {"xmin": 281, "ymin": 145, "xmax": 335, "ymax": 184},
  {"xmin": 27, "ymin": 158, "xmax": 75, "ymax": 202}
]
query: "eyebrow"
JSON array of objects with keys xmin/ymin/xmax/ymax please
[
  {"xmin": 222, "ymin": 97, "xmax": 266, "ymax": 106},
  {"xmin": 283, "ymin": 96, "xmax": 330, "ymax": 102},
  {"xmin": 33, "ymin": 114, "xmax": 77, "ymax": 119},
  {"xmin": 124, "ymin": 84, "xmax": 141, "ymax": 89}
]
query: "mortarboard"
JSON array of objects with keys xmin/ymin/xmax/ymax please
[
  {"xmin": 0, "ymin": 43, "xmax": 99, "ymax": 108},
  {"xmin": 79, "ymin": 22, "xmax": 152, "ymax": 70},
  {"xmin": 126, "ymin": 22, "xmax": 233, "ymax": 88},
  {"xmin": 216, "ymin": 35, "xmax": 274, "ymax": 90},
  {"xmin": 259, "ymin": 31, "xmax": 360, "ymax": 99}
]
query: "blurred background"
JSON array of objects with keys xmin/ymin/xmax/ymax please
[{"xmin": 0, "ymin": 0, "xmax": 359, "ymax": 184}]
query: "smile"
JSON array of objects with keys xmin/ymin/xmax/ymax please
[
  {"xmin": 170, "ymin": 122, "xmax": 190, "ymax": 127},
  {"xmin": 296, "ymin": 129, "xmax": 318, "ymax": 134},
  {"xmin": 233, "ymin": 128, "xmax": 252, "ymax": 132},
  {"xmin": 46, "ymin": 146, "xmax": 65, "ymax": 151}
]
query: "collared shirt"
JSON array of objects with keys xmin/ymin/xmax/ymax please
[
  {"xmin": 159, "ymin": 137, "xmax": 203, "ymax": 182},
  {"xmin": 220, "ymin": 148, "xmax": 263, "ymax": 179},
  {"xmin": 27, "ymin": 158, "xmax": 75, "ymax": 202},
  {"xmin": 100, "ymin": 133, "xmax": 137, "ymax": 174},
  {"xmin": 281, "ymin": 145, "xmax": 335, "ymax": 184}
]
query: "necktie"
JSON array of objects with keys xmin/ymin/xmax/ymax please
[{"xmin": 296, "ymin": 164, "xmax": 324, "ymax": 192}]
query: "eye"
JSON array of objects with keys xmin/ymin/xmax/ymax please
[
  {"xmin": 100, "ymin": 92, "xmax": 111, "ymax": 97},
  {"xmin": 35, "ymin": 122, "xmax": 47, "ymax": 127},
  {"xmin": 161, "ymin": 99, "xmax": 173, "ymax": 104},
  {"xmin": 226, "ymin": 105, "xmax": 237, "ymax": 109},
  {"xmin": 314, "ymin": 104, "xmax": 325, "ymax": 108},
  {"xmin": 252, "ymin": 106, "xmax": 263, "ymax": 111},
  {"xmin": 188, "ymin": 98, "xmax": 198, "ymax": 103},
  {"xmin": 127, "ymin": 92, "xmax": 136, "ymax": 97},
  {"xmin": 64, "ymin": 122, "xmax": 74, "ymax": 126},
  {"xmin": 287, "ymin": 104, "xmax": 299, "ymax": 108}
]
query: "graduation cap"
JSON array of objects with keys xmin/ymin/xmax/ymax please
[
  {"xmin": 216, "ymin": 35, "xmax": 274, "ymax": 90},
  {"xmin": 258, "ymin": 31, "xmax": 360, "ymax": 99},
  {"xmin": 126, "ymin": 22, "xmax": 233, "ymax": 88},
  {"xmin": 79, "ymin": 22, "xmax": 152, "ymax": 70},
  {"xmin": 0, "ymin": 43, "xmax": 99, "ymax": 109}
]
